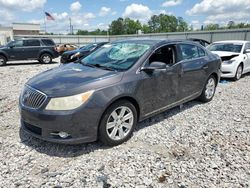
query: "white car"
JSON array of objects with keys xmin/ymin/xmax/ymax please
[{"xmin": 208, "ymin": 40, "xmax": 250, "ymax": 80}]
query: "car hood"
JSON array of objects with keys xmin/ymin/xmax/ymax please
[
  {"xmin": 27, "ymin": 63, "xmax": 124, "ymax": 97},
  {"xmin": 211, "ymin": 51, "xmax": 240, "ymax": 61}
]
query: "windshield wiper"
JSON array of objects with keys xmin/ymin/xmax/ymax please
[
  {"xmin": 92, "ymin": 64, "xmax": 117, "ymax": 71},
  {"xmin": 81, "ymin": 62, "xmax": 116, "ymax": 71}
]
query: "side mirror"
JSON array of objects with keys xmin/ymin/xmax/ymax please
[
  {"xmin": 141, "ymin": 61, "xmax": 167, "ymax": 73},
  {"xmin": 9, "ymin": 44, "xmax": 15, "ymax": 48},
  {"xmin": 244, "ymin": 49, "xmax": 250, "ymax": 54}
]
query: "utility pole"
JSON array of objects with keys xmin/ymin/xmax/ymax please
[{"xmin": 69, "ymin": 17, "xmax": 72, "ymax": 35}]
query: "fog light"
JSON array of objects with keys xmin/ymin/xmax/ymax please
[{"xmin": 58, "ymin": 132, "xmax": 70, "ymax": 138}]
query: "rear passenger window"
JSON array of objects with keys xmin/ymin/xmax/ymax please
[
  {"xmin": 42, "ymin": 39, "xmax": 55, "ymax": 46},
  {"xmin": 24, "ymin": 40, "xmax": 40, "ymax": 47},
  {"xmin": 198, "ymin": 47, "xmax": 206, "ymax": 57},
  {"xmin": 180, "ymin": 44, "xmax": 199, "ymax": 60}
]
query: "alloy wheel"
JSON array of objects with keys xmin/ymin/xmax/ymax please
[
  {"xmin": 0, "ymin": 57, "xmax": 5, "ymax": 66},
  {"xmin": 205, "ymin": 77, "xmax": 216, "ymax": 100},
  {"xmin": 42, "ymin": 55, "xmax": 51, "ymax": 64},
  {"xmin": 106, "ymin": 106, "xmax": 134, "ymax": 141},
  {"xmin": 236, "ymin": 65, "xmax": 243, "ymax": 80}
]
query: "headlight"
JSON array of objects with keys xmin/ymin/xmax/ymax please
[
  {"xmin": 223, "ymin": 60, "xmax": 235, "ymax": 64},
  {"xmin": 70, "ymin": 52, "xmax": 81, "ymax": 60},
  {"xmin": 45, "ymin": 90, "xmax": 94, "ymax": 110}
]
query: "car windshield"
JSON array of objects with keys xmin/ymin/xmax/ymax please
[
  {"xmin": 80, "ymin": 44, "xmax": 97, "ymax": 51},
  {"xmin": 81, "ymin": 42, "xmax": 151, "ymax": 71},
  {"xmin": 207, "ymin": 43, "xmax": 243, "ymax": 53}
]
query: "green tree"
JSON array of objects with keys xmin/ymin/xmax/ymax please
[
  {"xmin": 124, "ymin": 18, "xmax": 142, "ymax": 34},
  {"xmin": 109, "ymin": 17, "xmax": 125, "ymax": 35},
  {"xmin": 204, "ymin": 24, "xmax": 220, "ymax": 30},
  {"xmin": 177, "ymin": 17, "xmax": 188, "ymax": 32},
  {"xmin": 148, "ymin": 14, "xmax": 187, "ymax": 33},
  {"xmin": 142, "ymin": 24, "xmax": 151, "ymax": 34}
]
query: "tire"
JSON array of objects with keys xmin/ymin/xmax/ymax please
[
  {"xmin": 0, "ymin": 55, "xmax": 7, "ymax": 66},
  {"xmin": 99, "ymin": 100, "xmax": 138, "ymax": 146},
  {"xmin": 198, "ymin": 75, "xmax": 217, "ymax": 103},
  {"xmin": 39, "ymin": 53, "xmax": 52, "ymax": 64},
  {"xmin": 233, "ymin": 64, "xmax": 243, "ymax": 81}
]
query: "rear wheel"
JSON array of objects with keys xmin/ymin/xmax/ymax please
[
  {"xmin": 198, "ymin": 75, "xmax": 217, "ymax": 103},
  {"xmin": 39, "ymin": 53, "xmax": 52, "ymax": 64},
  {"xmin": 233, "ymin": 64, "xmax": 243, "ymax": 81},
  {"xmin": 99, "ymin": 100, "xmax": 137, "ymax": 146},
  {"xmin": 0, "ymin": 55, "xmax": 7, "ymax": 66}
]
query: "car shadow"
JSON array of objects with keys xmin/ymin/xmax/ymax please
[
  {"xmin": 5, "ymin": 61, "xmax": 58, "ymax": 66},
  {"xmin": 19, "ymin": 100, "xmax": 201, "ymax": 158}
]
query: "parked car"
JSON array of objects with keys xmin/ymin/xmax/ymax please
[
  {"xmin": 188, "ymin": 38, "xmax": 210, "ymax": 47},
  {"xmin": 0, "ymin": 38, "xmax": 59, "ymax": 66},
  {"xmin": 55, "ymin": 44, "xmax": 78, "ymax": 55},
  {"xmin": 60, "ymin": 42, "xmax": 108, "ymax": 64},
  {"xmin": 208, "ymin": 40, "xmax": 250, "ymax": 80},
  {"xmin": 19, "ymin": 39, "xmax": 221, "ymax": 146}
]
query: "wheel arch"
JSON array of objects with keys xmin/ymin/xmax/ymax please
[
  {"xmin": 38, "ymin": 50, "xmax": 53, "ymax": 59},
  {"xmin": 0, "ymin": 52, "xmax": 8, "ymax": 61},
  {"xmin": 98, "ymin": 95, "xmax": 141, "ymax": 129},
  {"xmin": 210, "ymin": 72, "xmax": 219, "ymax": 86}
]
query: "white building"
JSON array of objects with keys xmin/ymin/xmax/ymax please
[{"xmin": 0, "ymin": 23, "xmax": 40, "ymax": 45}]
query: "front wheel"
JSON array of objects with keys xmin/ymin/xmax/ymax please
[
  {"xmin": 99, "ymin": 100, "xmax": 137, "ymax": 146},
  {"xmin": 198, "ymin": 75, "xmax": 217, "ymax": 103},
  {"xmin": 39, "ymin": 53, "xmax": 52, "ymax": 64},
  {"xmin": 233, "ymin": 64, "xmax": 243, "ymax": 81},
  {"xmin": 0, "ymin": 55, "xmax": 7, "ymax": 66}
]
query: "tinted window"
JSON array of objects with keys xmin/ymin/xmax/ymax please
[
  {"xmin": 198, "ymin": 47, "xmax": 206, "ymax": 57},
  {"xmin": 245, "ymin": 43, "xmax": 250, "ymax": 50},
  {"xmin": 14, "ymin": 40, "xmax": 23, "ymax": 47},
  {"xmin": 207, "ymin": 43, "xmax": 243, "ymax": 53},
  {"xmin": 42, "ymin": 39, "xmax": 55, "ymax": 46},
  {"xmin": 81, "ymin": 44, "xmax": 97, "ymax": 51},
  {"xmin": 180, "ymin": 44, "xmax": 199, "ymax": 60},
  {"xmin": 24, "ymin": 40, "xmax": 40, "ymax": 47},
  {"xmin": 149, "ymin": 45, "xmax": 176, "ymax": 65}
]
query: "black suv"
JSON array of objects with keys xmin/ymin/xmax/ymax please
[{"xmin": 0, "ymin": 38, "xmax": 59, "ymax": 66}]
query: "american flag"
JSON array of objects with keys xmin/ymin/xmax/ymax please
[{"xmin": 45, "ymin": 12, "xmax": 55, "ymax": 21}]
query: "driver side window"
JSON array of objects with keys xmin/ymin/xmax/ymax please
[
  {"xmin": 148, "ymin": 45, "xmax": 176, "ymax": 65},
  {"xmin": 14, "ymin": 40, "xmax": 23, "ymax": 47},
  {"xmin": 245, "ymin": 43, "xmax": 250, "ymax": 50}
]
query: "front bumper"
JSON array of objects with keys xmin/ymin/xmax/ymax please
[
  {"xmin": 220, "ymin": 63, "xmax": 237, "ymax": 78},
  {"xmin": 19, "ymin": 102, "xmax": 103, "ymax": 144}
]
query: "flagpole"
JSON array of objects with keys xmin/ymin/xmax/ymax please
[
  {"xmin": 43, "ymin": 10, "xmax": 47, "ymax": 34},
  {"xmin": 44, "ymin": 15, "xmax": 47, "ymax": 34}
]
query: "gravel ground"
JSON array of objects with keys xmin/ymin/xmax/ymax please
[{"xmin": 0, "ymin": 59, "xmax": 250, "ymax": 188}]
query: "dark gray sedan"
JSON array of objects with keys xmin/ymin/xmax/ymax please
[{"xmin": 19, "ymin": 39, "xmax": 221, "ymax": 146}]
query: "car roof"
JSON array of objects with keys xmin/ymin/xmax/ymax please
[
  {"xmin": 19, "ymin": 38, "xmax": 53, "ymax": 41},
  {"xmin": 112, "ymin": 38, "xmax": 193, "ymax": 46},
  {"xmin": 213, "ymin": 40, "xmax": 248, "ymax": 44}
]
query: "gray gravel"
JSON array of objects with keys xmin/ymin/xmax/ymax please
[{"xmin": 0, "ymin": 59, "xmax": 250, "ymax": 188}]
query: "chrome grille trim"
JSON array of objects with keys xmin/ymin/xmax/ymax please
[{"xmin": 21, "ymin": 85, "xmax": 47, "ymax": 109}]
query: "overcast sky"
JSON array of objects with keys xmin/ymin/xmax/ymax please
[{"xmin": 0, "ymin": 0, "xmax": 250, "ymax": 33}]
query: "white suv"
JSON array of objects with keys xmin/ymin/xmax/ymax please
[{"xmin": 208, "ymin": 40, "xmax": 250, "ymax": 80}]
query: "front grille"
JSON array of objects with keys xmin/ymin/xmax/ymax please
[
  {"xmin": 22, "ymin": 86, "xmax": 47, "ymax": 109},
  {"xmin": 23, "ymin": 122, "xmax": 42, "ymax": 135}
]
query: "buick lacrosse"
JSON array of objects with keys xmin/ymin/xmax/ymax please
[{"xmin": 20, "ymin": 39, "xmax": 221, "ymax": 146}]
